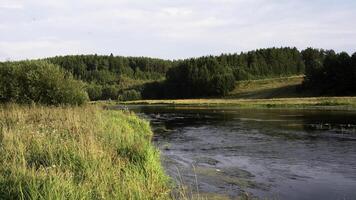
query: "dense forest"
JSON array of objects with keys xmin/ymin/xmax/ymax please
[
  {"xmin": 49, "ymin": 47, "xmax": 307, "ymax": 99},
  {"xmin": 46, "ymin": 55, "xmax": 172, "ymax": 100},
  {"xmin": 0, "ymin": 47, "xmax": 355, "ymax": 104},
  {"xmin": 218, "ymin": 47, "xmax": 305, "ymax": 80},
  {"xmin": 302, "ymin": 48, "xmax": 356, "ymax": 95},
  {"xmin": 143, "ymin": 57, "xmax": 236, "ymax": 98}
]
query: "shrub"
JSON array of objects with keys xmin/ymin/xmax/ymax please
[
  {"xmin": 101, "ymin": 85, "xmax": 119, "ymax": 100},
  {"xmin": 0, "ymin": 61, "xmax": 88, "ymax": 105},
  {"xmin": 86, "ymin": 84, "xmax": 103, "ymax": 101},
  {"xmin": 118, "ymin": 89, "xmax": 142, "ymax": 101}
]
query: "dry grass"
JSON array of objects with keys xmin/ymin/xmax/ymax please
[{"xmin": 124, "ymin": 97, "xmax": 356, "ymax": 110}]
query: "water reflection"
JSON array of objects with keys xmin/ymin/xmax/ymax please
[{"xmin": 124, "ymin": 105, "xmax": 356, "ymax": 200}]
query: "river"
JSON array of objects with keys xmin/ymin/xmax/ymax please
[{"xmin": 126, "ymin": 105, "xmax": 356, "ymax": 200}]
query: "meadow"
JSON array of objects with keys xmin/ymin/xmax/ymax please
[{"xmin": 0, "ymin": 105, "xmax": 170, "ymax": 200}]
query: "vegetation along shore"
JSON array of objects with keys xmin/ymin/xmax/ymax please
[
  {"xmin": 0, "ymin": 105, "xmax": 170, "ymax": 199},
  {"xmin": 123, "ymin": 97, "xmax": 356, "ymax": 110}
]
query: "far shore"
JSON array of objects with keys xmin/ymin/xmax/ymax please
[{"xmin": 118, "ymin": 97, "xmax": 356, "ymax": 111}]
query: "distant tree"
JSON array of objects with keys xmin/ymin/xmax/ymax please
[
  {"xmin": 101, "ymin": 85, "xmax": 119, "ymax": 100},
  {"xmin": 302, "ymin": 49, "xmax": 356, "ymax": 95},
  {"xmin": 218, "ymin": 47, "xmax": 305, "ymax": 80},
  {"xmin": 0, "ymin": 63, "xmax": 20, "ymax": 102},
  {"xmin": 352, "ymin": 53, "xmax": 356, "ymax": 90},
  {"xmin": 301, "ymin": 48, "xmax": 326, "ymax": 89},
  {"xmin": 118, "ymin": 89, "xmax": 142, "ymax": 101},
  {"xmin": 165, "ymin": 57, "xmax": 235, "ymax": 98},
  {"xmin": 86, "ymin": 83, "xmax": 103, "ymax": 101},
  {"xmin": 88, "ymin": 70, "xmax": 117, "ymax": 85}
]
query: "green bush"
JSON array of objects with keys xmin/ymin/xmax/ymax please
[
  {"xmin": 0, "ymin": 61, "xmax": 88, "ymax": 105},
  {"xmin": 101, "ymin": 85, "xmax": 119, "ymax": 100},
  {"xmin": 118, "ymin": 90, "xmax": 142, "ymax": 101},
  {"xmin": 86, "ymin": 84, "xmax": 103, "ymax": 101}
]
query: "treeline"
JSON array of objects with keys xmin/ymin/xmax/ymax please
[
  {"xmin": 46, "ymin": 54, "xmax": 172, "ymax": 81},
  {"xmin": 218, "ymin": 47, "xmax": 305, "ymax": 80},
  {"xmin": 143, "ymin": 57, "xmax": 235, "ymax": 98},
  {"xmin": 143, "ymin": 47, "xmax": 305, "ymax": 98},
  {"xmin": 302, "ymin": 48, "xmax": 356, "ymax": 95},
  {"xmin": 45, "ymin": 54, "xmax": 172, "ymax": 101},
  {"xmin": 44, "ymin": 48, "xmax": 306, "ymax": 100},
  {"xmin": 1, "ymin": 47, "xmax": 354, "ymax": 104}
]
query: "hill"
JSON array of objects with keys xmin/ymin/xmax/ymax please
[{"xmin": 226, "ymin": 76, "xmax": 307, "ymax": 99}]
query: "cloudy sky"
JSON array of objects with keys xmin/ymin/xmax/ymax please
[{"xmin": 0, "ymin": 0, "xmax": 355, "ymax": 61}]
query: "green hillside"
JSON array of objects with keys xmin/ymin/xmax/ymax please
[{"xmin": 226, "ymin": 76, "xmax": 308, "ymax": 99}]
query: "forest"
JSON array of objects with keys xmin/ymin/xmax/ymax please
[
  {"xmin": 0, "ymin": 47, "xmax": 355, "ymax": 104},
  {"xmin": 301, "ymin": 48, "xmax": 356, "ymax": 95}
]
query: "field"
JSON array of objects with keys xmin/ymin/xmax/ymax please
[{"xmin": 0, "ymin": 105, "xmax": 170, "ymax": 200}]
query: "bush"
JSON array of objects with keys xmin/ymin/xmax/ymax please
[
  {"xmin": 0, "ymin": 61, "xmax": 88, "ymax": 105},
  {"xmin": 86, "ymin": 84, "xmax": 102, "ymax": 101},
  {"xmin": 101, "ymin": 85, "xmax": 119, "ymax": 100},
  {"xmin": 118, "ymin": 90, "xmax": 142, "ymax": 101}
]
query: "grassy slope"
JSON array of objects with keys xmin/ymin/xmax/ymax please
[
  {"xmin": 227, "ymin": 76, "xmax": 306, "ymax": 99},
  {"xmin": 118, "ymin": 76, "xmax": 164, "ymax": 91},
  {"xmin": 124, "ymin": 76, "xmax": 356, "ymax": 110},
  {"xmin": 0, "ymin": 105, "xmax": 169, "ymax": 200}
]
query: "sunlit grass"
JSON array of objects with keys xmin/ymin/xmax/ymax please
[
  {"xmin": 227, "ymin": 76, "xmax": 305, "ymax": 99},
  {"xmin": 124, "ymin": 97, "xmax": 356, "ymax": 110},
  {"xmin": 0, "ymin": 104, "xmax": 170, "ymax": 200}
]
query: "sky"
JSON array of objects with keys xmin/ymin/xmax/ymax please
[{"xmin": 0, "ymin": 0, "xmax": 355, "ymax": 61}]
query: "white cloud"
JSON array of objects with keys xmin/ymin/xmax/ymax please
[
  {"xmin": 0, "ymin": 40, "xmax": 92, "ymax": 61},
  {"xmin": 0, "ymin": 1, "xmax": 24, "ymax": 9},
  {"xmin": 0, "ymin": 0, "xmax": 356, "ymax": 60}
]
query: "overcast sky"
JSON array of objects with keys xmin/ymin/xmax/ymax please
[{"xmin": 0, "ymin": 0, "xmax": 355, "ymax": 61}]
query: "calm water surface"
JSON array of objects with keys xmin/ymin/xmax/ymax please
[{"xmin": 126, "ymin": 105, "xmax": 356, "ymax": 200}]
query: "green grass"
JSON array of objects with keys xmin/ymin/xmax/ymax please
[{"xmin": 0, "ymin": 104, "xmax": 170, "ymax": 200}]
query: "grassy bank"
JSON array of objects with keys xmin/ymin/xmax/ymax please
[
  {"xmin": 0, "ymin": 105, "xmax": 169, "ymax": 199},
  {"xmin": 124, "ymin": 97, "xmax": 356, "ymax": 110}
]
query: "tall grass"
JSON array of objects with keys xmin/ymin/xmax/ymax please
[{"xmin": 0, "ymin": 104, "xmax": 169, "ymax": 199}]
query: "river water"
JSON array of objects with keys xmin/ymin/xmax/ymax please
[{"xmin": 126, "ymin": 105, "xmax": 356, "ymax": 200}]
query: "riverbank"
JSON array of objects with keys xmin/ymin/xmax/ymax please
[
  {"xmin": 0, "ymin": 105, "xmax": 170, "ymax": 199},
  {"xmin": 120, "ymin": 76, "xmax": 356, "ymax": 111},
  {"xmin": 123, "ymin": 97, "xmax": 356, "ymax": 110}
]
